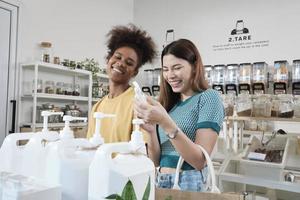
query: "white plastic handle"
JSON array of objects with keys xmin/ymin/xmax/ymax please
[{"xmin": 173, "ymin": 144, "xmax": 220, "ymax": 193}]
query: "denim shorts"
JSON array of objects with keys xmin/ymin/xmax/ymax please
[{"xmin": 155, "ymin": 166, "xmax": 208, "ymax": 192}]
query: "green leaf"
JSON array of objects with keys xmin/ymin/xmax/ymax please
[
  {"xmin": 142, "ymin": 177, "xmax": 151, "ymax": 200},
  {"xmin": 121, "ymin": 180, "xmax": 137, "ymax": 200},
  {"xmin": 164, "ymin": 195, "xmax": 173, "ymax": 200},
  {"xmin": 105, "ymin": 194, "xmax": 123, "ymax": 200}
]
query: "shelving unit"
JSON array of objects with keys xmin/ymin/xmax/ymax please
[
  {"xmin": 217, "ymin": 115, "xmax": 300, "ymax": 197},
  {"xmin": 18, "ymin": 62, "xmax": 93, "ymax": 132}
]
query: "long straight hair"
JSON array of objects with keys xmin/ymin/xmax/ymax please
[{"xmin": 159, "ymin": 39, "xmax": 208, "ymax": 111}]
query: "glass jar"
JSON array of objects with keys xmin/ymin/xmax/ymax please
[
  {"xmin": 44, "ymin": 81, "xmax": 55, "ymax": 94},
  {"xmin": 56, "ymin": 82, "xmax": 64, "ymax": 95},
  {"xmin": 294, "ymin": 96, "xmax": 300, "ymax": 118},
  {"xmin": 40, "ymin": 42, "xmax": 52, "ymax": 63},
  {"xmin": 64, "ymin": 83, "xmax": 73, "ymax": 95},
  {"xmin": 276, "ymin": 94, "xmax": 294, "ymax": 118},
  {"xmin": 236, "ymin": 94, "xmax": 252, "ymax": 116},
  {"xmin": 73, "ymin": 84, "xmax": 80, "ymax": 96},
  {"xmin": 204, "ymin": 65, "xmax": 213, "ymax": 87},
  {"xmin": 252, "ymin": 94, "xmax": 272, "ymax": 117},
  {"xmin": 32, "ymin": 79, "xmax": 43, "ymax": 93}
]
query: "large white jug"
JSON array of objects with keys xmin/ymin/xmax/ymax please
[{"xmin": 88, "ymin": 142, "xmax": 155, "ymax": 200}]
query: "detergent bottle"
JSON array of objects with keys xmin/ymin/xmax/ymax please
[
  {"xmin": 0, "ymin": 133, "xmax": 35, "ymax": 174},
  {"xmin": 88, "ymin": 117, "xmax": 155, "ymax": 200},
  {"xmin": 45, "ymin": 112, "xmax": 114, "ymax": 200},
  {"xmin": 21, "ymin": 111, "xmax": 63, "ymax": 179}
]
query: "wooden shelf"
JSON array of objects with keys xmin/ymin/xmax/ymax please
[{"xmin": 226, "ymin": 116, "xmax": 300, "ymax": 122}]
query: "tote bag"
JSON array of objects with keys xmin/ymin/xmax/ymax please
[{"xmin": 172, "ymin": 144, "xmax": 221, "ymax": 193}]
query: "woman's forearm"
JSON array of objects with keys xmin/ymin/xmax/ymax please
[{"xmin": 146, "ymin": 131, "xmax": 161, "ymax": 167}]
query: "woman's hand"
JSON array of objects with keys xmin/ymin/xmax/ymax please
[{"xmin": 134, "ymin": 96, "xmax": 169, "ymax": 126}]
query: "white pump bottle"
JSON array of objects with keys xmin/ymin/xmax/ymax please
[
  {"xmin": 60, "ymin": 115, "xmax": 87, "ymax": 140},
  {"xmin": 89, "ymin": 112, "xmax": 116, "ymax": 146}
]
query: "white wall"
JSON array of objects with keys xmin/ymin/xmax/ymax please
[
  {"xmin": 133, "ymin": 0, "xmax": 300, "ymax": 66},
  {"xmin": 18, "ymin": 0, "xmax": 134, "ymax": 66}
]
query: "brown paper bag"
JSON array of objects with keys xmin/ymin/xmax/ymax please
[{"xmin": 155, "ymin": 188, "xmax": 243, "ymax": 200}]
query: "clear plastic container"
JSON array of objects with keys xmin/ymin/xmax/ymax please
[
  {"xmin": 44, "ymin": 81, "xmax": 55, "ymax": 94},
  {"xmin": 292, "ymin": 60, "xmax": 300, "ymax": 83},
  {"xmin": 252, "ymin": 62, "xmax": 267, "ymax": 83},
  {"xmin": 213, "ymin": 65, "xmax": 225, "ymax": 85},
  {"xmin": 153, "ymin": 68, "xmax": 161, "ymax": 86},
  {"xmin": 236, "ymin": 94, "xmax": 252, "ymax": 116},
  {"xmin": 144, "ymin": 69, "xmax": 154, "ymax": 87},
  {"xmin": 239, "ymin": 63, "xmax": 252, "ymax": 84},
  {"xmin": 204, "ymin": 65, "xmax": 213, "ymax": 87},
  {"xmin": 222, "ymin": 94, "xmax": 235, "ymax": 116},
  {"xmin": 274, "ymin": 60, "xmax": 289, "ymax": 83},
  {"xmin": 226, "ymin": 64, "xmax": 239, "ymax": 85},
  {"xmin": 294, "ymin": 96, "xmax": 300, "ymax": 118},
  {"xmin": 279, "ymin": 95, "xmax": 294, "ymax": 118},
  {"xmin": 252, "ymin": 94, "xmax": 272, "ymax": 117}
]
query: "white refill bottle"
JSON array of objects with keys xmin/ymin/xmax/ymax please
[{"xmin": 88, "ymin": 117, "xmax": 155, "ymax": 200}]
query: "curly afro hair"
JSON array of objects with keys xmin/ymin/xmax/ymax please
[{"xmin": 106, "ymin": 24, "xmax": 156, "ymax": 68}]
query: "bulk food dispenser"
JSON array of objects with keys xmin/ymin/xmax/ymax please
[
  {"xmin": 252, "ymin": 62, "xmax": 268, "ymax": 94},
  {"xmin": 212, "ymin": 64, "xmax": 226, "ymax": 94},
  {"xmin": 225, "ymin": 64, "xmax": 239, "ymax": 95},
  {"xmin": 292, "ymin": 60, "xmax": 300, "ymax": 95},
  {"xmin": 239, "ymin": 63, "xmax": 252, "ymax": 94},
  {"xmin": 204, "ymin": 65, "xmax": 213, "ymax": 87},
  {"xmin": 273, "ymin": 60, "xmax": 289, "ymax": 94}
]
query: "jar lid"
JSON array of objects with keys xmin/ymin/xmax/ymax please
[
  {"xmin": 40, "ymin": 42, "xmax": 52, "ymax": 48},
  {"xmin": 274, "ymin": 60, "xmax": 288, "ymax": 64},
  {"xmin": 240, "ymin": 63, "xmax": 251, "ymax": 66}
]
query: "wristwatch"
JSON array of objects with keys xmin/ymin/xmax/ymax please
[{"xmin": 166, "ymin": 128, "xmax": 179, "ymax": 139}]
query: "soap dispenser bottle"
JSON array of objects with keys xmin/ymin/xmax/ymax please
[
  {"xmin": 21, "ymin": 111, "xmax": 63, "ymax": 179},
  {"xmin": 130, "ymin": 118, "xmax": 146, "ymax": 154},
  {"xmin": 89, "ymin": 112, "xmax": 116, "ymax": 146}
]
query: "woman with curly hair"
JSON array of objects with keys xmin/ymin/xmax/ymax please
[{"xmin": 86, "ymin": 24, "xmax": 156, "ymax": 143}]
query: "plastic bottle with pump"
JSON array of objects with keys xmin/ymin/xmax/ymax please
[
  {"xmin": 89, "ymin": 112, "xmax": 116, "ymax": 146},
  {"xmin": 88, "ymin": 82, "xmax": 155, "ymax": 200},
  {"xmin": 45, "ymin": 115, "xmax": 95, "ymax": 200},
  {"xmin": 21, "ymin": 111, "xmax": 63, "ymax": 179}
]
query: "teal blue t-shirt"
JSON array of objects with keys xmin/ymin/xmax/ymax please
[{"xmin": 158, "ymin": 89, "xmax": 225, "ymax": 170}]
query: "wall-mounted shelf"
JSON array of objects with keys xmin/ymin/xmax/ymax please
[{"xmin": 22, "ymin": 93, "xmax": 89, "ymax": 101}]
